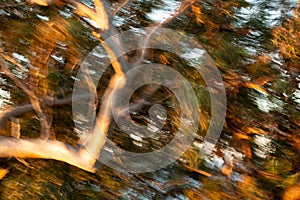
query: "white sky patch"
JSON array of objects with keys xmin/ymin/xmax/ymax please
[
  {"xmin": 146, "ymin": 0, "xmax": 181, "ymax": 23},
  {"xmin": 59, "ymin": 10, "xmax": 72, "ymax": 18},
  {"xmin": 182, "ymin": 48, "xmax": 205, "ymax": 59},
  {"xmin": 249, "ymin": 30, "xmax": 261, "ymax": 37},
  {"xmin": 156, "ymin": 114, "xmax": 166, "ymax": 121},
  {"xmin": 269, "ymin": 52, "xmax": 283, "ymax": 67},
  {"xmin": 265, "ymin": 8, "xmax": 282, "ymax": 27},
  {"xmin": 91, "ymin": 50, "xmax": 107, "ymax": 58},
  {"xmin": 253, "ymin": 134, "xmax": 274, "ymax": 159},
  {"xmin": 254, "ymin": 95, "xmax": 283, "ymax": 113},
  {"xmin": 234, "ymin": 5, "xmax": 257, "ymax": 27},
  {"xmin": 51, "ymin": 55, "xmax": 64, "ymax": 63},
  {"xmin": 204, "ymin": 146, "xmax": 243, "ymax": 170},
  {"xmin": 181, "ymin": 48, "xmax": 205, "ymax": 67},
  {"xmin": 293, "ymin": 88, "xmax": 300, "ymax": 104},
  {"xmin": 113, "ymin": 15, "xmax": 125, "ymax": 27},
  {"xmin": 133, "ymin": 140, "xmax": 143, "ymax": 147},
  {"xmin": 0, "ymin": 9, "xmax": 11, "ymax": 16},
  {"xmin": 12, "ymin": 52, "xmax": 29, "ymax": 63},
  {"xmin": 129, "ymin": 133, "xmax": 143, "ymax": 142},
  {"xmin": 88, "ymin": 69, "xmax": 96, "ymax": 75},
  {"xmin": 239, "ymin": 7, "xmax": 252, "ymax": 15},
  {"xmin": 245, "ymin": 0, "xmax": 258, "ymax": 3},
  {"xmin": 0, "ymin": 89, "xmax": 11, "ymax": 110},
  {"xmin": 147, "ymin": 123, "xmax": 160, "ymax": 133},
  {"xmin": 235, "ymin": 0, "xmax": 295, "ymax": 29},
  {"xmin": 266, "ymin": 9, "xmax": 281, "ymax": 20},
  {"xmin": 36, "ymin": 14, "xmax": 49, "ymax": 21},
  {"xmin": 83, "ymin": 17, "xmax": 100, "ymax": 29}
]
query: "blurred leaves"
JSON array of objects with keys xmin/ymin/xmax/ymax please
[
  {"xmin": 272, "ymin": 17, "xmax": 300, "ymax": 63},
  {"xmin": 0, "ymin": 0, "xmax": 299, "ymax": 199}
]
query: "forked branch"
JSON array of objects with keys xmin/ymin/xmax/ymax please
[
  {"xmin": 0, "ymin": 0, "xmax": 194, "ymax": 172},
  {"xmin": 0, "ymin": 0, "xmax": 124, "ymax": 172}
]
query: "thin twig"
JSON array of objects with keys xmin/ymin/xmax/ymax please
[
  {"xmin": 112, "ymin": 0, "xmax": 131, "ymax": 16},
  {"xmin": 0, "ymin": 2, "xmax": 26, "ymax": 8},
  {"xmin": 0, "ymin": 55, "xmax": 52, "ymax": 139},
  {"xmin": 131, "ymin": 0, "xmax": 195, "ymax": 67}
]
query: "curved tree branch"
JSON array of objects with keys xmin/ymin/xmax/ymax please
[
  {"xmin": 0, "ymin": 135, "xmax": 96, "ymax": 172},
  {"xmin": 0, "ymin": 0, "xmax": 192, "ymax": 172}
]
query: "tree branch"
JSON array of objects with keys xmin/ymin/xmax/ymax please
[
  {"xmin": 0, "ymin": 136, "xmax": 96, "ymax": 172},
  {"xmin": 0, "ymin": 0, "xmax": 193, "ymax": 173}
]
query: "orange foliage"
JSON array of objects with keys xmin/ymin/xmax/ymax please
[
  {"xmin": 272, "ymin": 3, "xmax": 300, "ymax": 63},
  {"xmin": 0, "ymin": 168, "xmax": 9, "ymax": 180},
  {"xmin": 243, "ymin": 127, "xmax": 267, "ymax": 135},
  {"xmin": 191, "ymin": 5, "xmax": 204, "ymax": 24},
  {"xmin": 244, "ymin": 82, "xmax": 268, "ymax": 94},
  {"xmin": 283, "ymin": 183, "xmax": 300, "ymax": 200}
]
